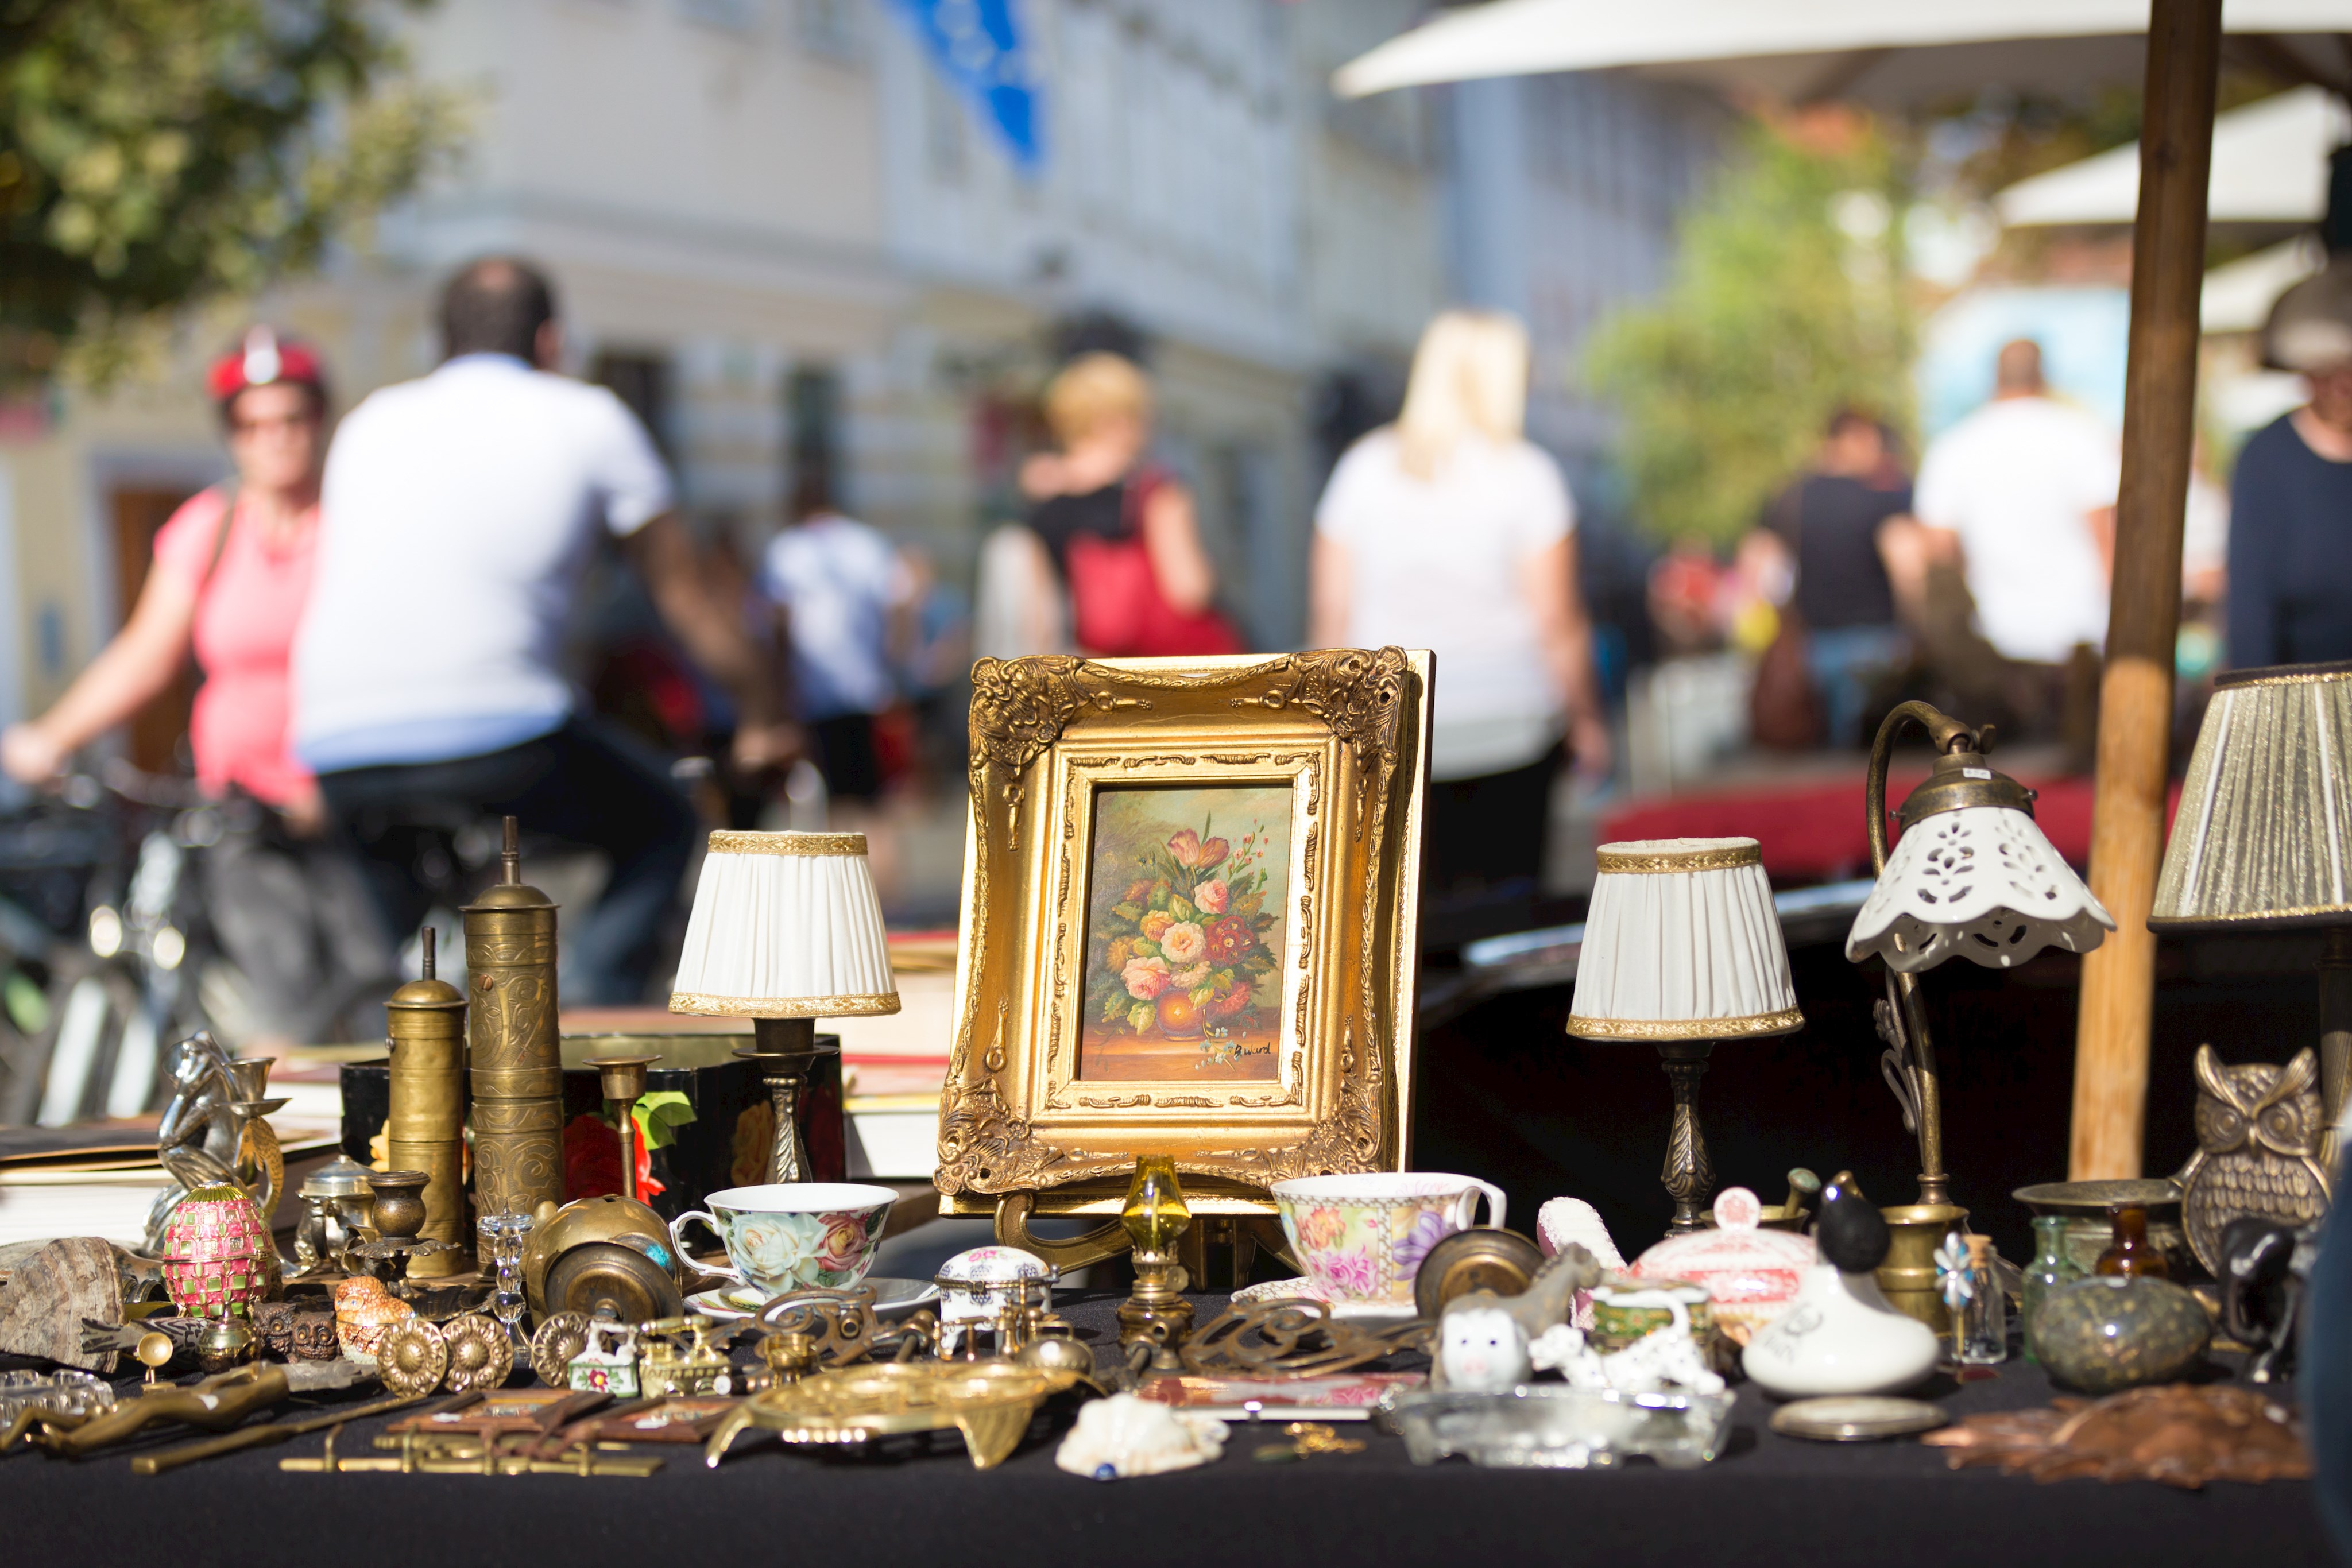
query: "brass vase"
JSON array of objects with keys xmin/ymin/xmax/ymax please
[{"xmin": 1877, "ymin": 1201, "xmax": 1969, "ymax": 1334}]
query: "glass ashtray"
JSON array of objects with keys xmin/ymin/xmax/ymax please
[
  {"xmin": 0, "ymin": 1368, "xmax": 117, "ymax": 1422},
  {"xmin": 1380, "ymin": 1383, "xmax": 1736, "ymax": 1469}
]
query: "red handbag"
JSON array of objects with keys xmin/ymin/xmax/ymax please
[{"xmin": 1064, "ymin": 468, "xmax": 1242, "ymax": 657}]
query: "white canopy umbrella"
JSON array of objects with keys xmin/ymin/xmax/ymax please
[
  {"xmin": 1999, "ymin": 86, "xmax": 2350, "ymax": 224},
  {"xmin": 2203, "ymin": 236, "xmax": 2327, "ymax": 331},
  {"xmin": 1334, "ymin": 1, "xmax": 2352, "ymax": 102}
]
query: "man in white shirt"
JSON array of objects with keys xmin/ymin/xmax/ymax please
[
  {"xmin": 1914, "ymin": 339, "xmax": 2120, "ymax": 668},
  {"xmin": 293, "ymin": 257, "xmax": 794, "ymax": 1002}
]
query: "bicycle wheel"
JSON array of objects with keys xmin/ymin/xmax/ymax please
[{"xmin": 33, "ymin": 959, "xmax": 143, "ymax": 1126}]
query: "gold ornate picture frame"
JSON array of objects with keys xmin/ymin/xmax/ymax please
[{"xmin": 935, "ymin": 648, "xmax": 1432, "ymax": 1213}]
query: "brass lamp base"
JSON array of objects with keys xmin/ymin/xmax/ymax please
[
  {"xmin": 1116, "ymin": 1253, "xmax": 1193, "ymax": 1371},
  {"xmin": 1657, "ymin": 1040, "xmax": 1716, "ymax": 1235},
  {"xmin": 736, "ymin": 1018, "xmax": 840, "ymax": 1186},
  {"xmin": 1877, "ymin": 1202, "xmax": 1968, "ymax": 1334}
]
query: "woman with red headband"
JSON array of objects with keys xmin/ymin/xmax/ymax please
[{"xmin": 1, "ymin": 329, "xmax": 392, "ymax": 1048}]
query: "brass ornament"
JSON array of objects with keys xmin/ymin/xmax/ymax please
[
  {"xmin": 702, "ymin": 1359, "xmax": 1083, "ymax": 1470},
  {"xmin": 1177, "ymin": 1300, "xmax": 1430, "ymax": 1380},
  {"xmin": 530, "ymin": 1312, "xmax": 592, "ymax": 1388},
  {"xmin": 935, "ymin": 648, "xmax": 1429, "ymax": 1199},
  {"xmin": 2177, "ymin": 1044, "xmax": 2332, "ymax": 1273},
  {"xmin": 379, "ymin": 1318, "xmax": 449, "ymax": 1398},
  {"xmin": 442, "ymin": 1314, "xmax": 515, "ymax": 1393}
]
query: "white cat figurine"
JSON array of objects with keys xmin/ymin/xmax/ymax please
[{"xmin": 1438, "ymin": 1306, "xmax": 1533, "ymax": 1393}]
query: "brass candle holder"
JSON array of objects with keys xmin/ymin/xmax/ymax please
[
  {"xmin": 1116, "ymin": 1156, "xmax": 1193, "ymax": 1371},
  {"xmin": 583, "ymin": 1054, "xmax": 660, "ymax": 1205}
]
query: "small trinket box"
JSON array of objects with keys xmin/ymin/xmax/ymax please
[{"xmin": 567, "ymin": 1321, "xmax": 640, "ymax": 1399}]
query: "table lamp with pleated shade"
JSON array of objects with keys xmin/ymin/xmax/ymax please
[
  {"xmin": 2152, "ymin": 660, "xmax": 2352, "ymax": 1165},
  {"xmin": 1569, "ymin": 837, "xmax": 1802, "ymax": 1235},
  {"xmin": 671, "ymin": 830, "xmax": 900, "ymax": 1183}
]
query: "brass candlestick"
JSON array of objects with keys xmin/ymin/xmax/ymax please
[
  {"xmin": 386, "ymin": 928, "xmax": 469, "ymax": 1279},
  {"xmin": 1116, "ymin": 1156, "xmax": 1192, "ymax": 1371},
  {"xmin": 465, "ymin": 818, "xmax": 563, "ymax": 1219},
  {"xmin": 585, "ymin": 1055, "xmax": 660, "ymax": 1205},
  {"xmin": 733, "ymin": 1017, "xmax": 839, "ymax": 1185}
]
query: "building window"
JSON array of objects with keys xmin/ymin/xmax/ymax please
[
  {"xmin": 786, "ymin": 363, "xmax": 843, "ymax": 514},
  {"xmin": 592, "ymin": 350, "xmax": 675, "ymax": 460}
]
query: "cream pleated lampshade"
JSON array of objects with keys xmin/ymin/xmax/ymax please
[
  {"xmin": 669, "ymin": 831, "xmax": 901, "ymax": 1017},
  {"xmin": 2152, "ymin": 661, "xmax": 2352, "ymax": 931},
  {"xmin": 1568, "ymin": 838, "xmax": 1802, "ymax": 1039}
]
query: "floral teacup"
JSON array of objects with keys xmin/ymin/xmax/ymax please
[
  {"xmin": 1270, "ymin": 1172, "xmax": 1507, "ymax": 1311},
  {"xmin": 667, "ymin": 1182, "xmax": 895, "ymax": 1299}
]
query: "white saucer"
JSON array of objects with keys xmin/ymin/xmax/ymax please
[{"xmin": 686, "ymin": 1277, "xmax": 940, "ymax": 1322}]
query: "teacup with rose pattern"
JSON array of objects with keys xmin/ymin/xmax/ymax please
[
  {"xmin": 1270, "ymin": 1172, "xmax": 1507, "ymax": 1310},
  {"xmin": 667, "ymin": 1182, "xmax": 895, "ymax": 1298}
]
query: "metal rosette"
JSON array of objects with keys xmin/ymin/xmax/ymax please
[
  {"xmin": 529, "ymin": 1311, "xmax": 591, "ymax": 1388},
  {"xmin": 379, "ymin": 1318, "xmax": 450, "ymax": 1398},
  {"xmin": 441, "ymin": 1314, "xmax": 515, "ymax": 1393}
]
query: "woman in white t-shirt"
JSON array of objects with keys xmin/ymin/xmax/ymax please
[{"xmin": 1308, "ymin": 310, "xmax": 1609, "ymax": 901}]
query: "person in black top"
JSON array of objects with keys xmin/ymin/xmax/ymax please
[
  {"xmin": 1744, "ymin": 408, "xmax": 1922, "ymax": 745},
  {"xmin": 2227, "ymin": 356, "xmax": 2352, "ymax": 669}
]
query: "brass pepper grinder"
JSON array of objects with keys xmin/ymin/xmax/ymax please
[
  {"xmin": 385, "ymin": 927, "xmax": 470, "ymax": 1279},
  {"xmin": 1116, "ymin": 1156, "xmax": 1193, "ymax": 1372},
  {"xmin": 465, "ymin": 818, "xmax": 563, "ymax": 1219},
  {"xmin": 732, "ymin": 1021, "xmax": 837, "ymax": 1186},
  {"xmin": 585, "ymin": 1055, "xmax": 660, "ymax": 1204}
]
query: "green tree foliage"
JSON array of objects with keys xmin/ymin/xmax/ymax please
[
  {"xmin": 1583, "ymin": 121, "xmax": 1914, "ymax": 548},
  {"xmin": 0, "ymin": 0, "xmax": 463, "ymax": 386}
]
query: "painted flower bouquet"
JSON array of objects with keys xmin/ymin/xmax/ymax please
[{"xmin": 1090, "ymin": 818, "xmax": 1280, "ymax": 1045}]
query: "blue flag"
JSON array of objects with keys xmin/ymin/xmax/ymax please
[{"xmin": 890, "ymin": 0, "xmax": 1043, "ymax": 173}]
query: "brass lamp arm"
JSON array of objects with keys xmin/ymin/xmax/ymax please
[{"xmin": 1864, "ymin": 700, "xmax": 1986, "ymax": 874}]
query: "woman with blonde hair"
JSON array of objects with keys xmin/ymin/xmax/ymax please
[
  {"xmin": 1018, "ymin": 351, "xmax": 1239, "ymax": 657},
  {"xmin": 1309, "ymin": 310, "xmax": 1608, "ymax": 902}
]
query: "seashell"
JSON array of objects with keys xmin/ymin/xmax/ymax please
[{"xmin": 1055, "ymin": 1393, "xmax": 1228, "ymax": 1480}]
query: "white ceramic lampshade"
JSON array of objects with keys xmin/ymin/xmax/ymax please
[
  {"xmin": 1568, "ymin": 838, "xmax": 1802, "ymax": 1039},
  {"xmin": 1845, "ymin": 807, "xmax": 2114, "ymax": 974},
  {"xmin": 669, "ymin": 831, "xmax": 900, "ymax": 1017}
]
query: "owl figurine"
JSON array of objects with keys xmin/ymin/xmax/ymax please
[{"xmin": 2177, "ymin": 1044, "xmax": 2332, "ymax": 1275}]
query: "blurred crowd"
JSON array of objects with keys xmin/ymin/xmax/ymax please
[{"xmin": 8, "ymin": 250, "xmax": 2352, "ymax": 1038}]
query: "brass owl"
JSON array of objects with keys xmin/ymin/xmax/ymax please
[{"xmin": 2177, "ymin": 1044, "xmax": 2332, "ymax": 1275}]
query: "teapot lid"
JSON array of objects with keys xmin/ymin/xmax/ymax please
[{"xmin": 300, "ymin": 1155, "xmax": 376, "ymax": 1199}]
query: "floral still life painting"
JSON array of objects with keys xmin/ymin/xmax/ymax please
[{"xmin": 1079, "ymin": 785, "xmax": 1291, "ymax": 1082}]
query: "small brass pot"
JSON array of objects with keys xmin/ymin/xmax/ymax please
[{"xmin": 1877, "ymin": 1202, "xmax": 1969, "ymax": 1334}]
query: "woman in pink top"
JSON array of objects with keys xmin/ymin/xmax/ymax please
[{"xmin": 1, "ymin": 331, "xmax": 392, "ymax": 1047}]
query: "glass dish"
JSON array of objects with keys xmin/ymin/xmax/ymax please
[
  {"xmin": 1382, "ymin": 1383, "xmax": 1735, "ymax": 1469},
  {"xmin": 0, "ymin": 1368, "xmax": 116, "ymax": 1422}
]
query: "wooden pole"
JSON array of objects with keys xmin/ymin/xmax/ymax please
[{"xmin": 2069, "ymin": 0, "xmax": 2222, "ymax": 1180}]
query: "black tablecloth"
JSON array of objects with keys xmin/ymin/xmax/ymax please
[{"xmin": 5, "ymin": 1293, "xmax": 2332, "ymax": 1568}]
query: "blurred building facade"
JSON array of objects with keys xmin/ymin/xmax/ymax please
[{"xmin": 0, "ymin": 0, "xmax": 1724, "ymax": 740}]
